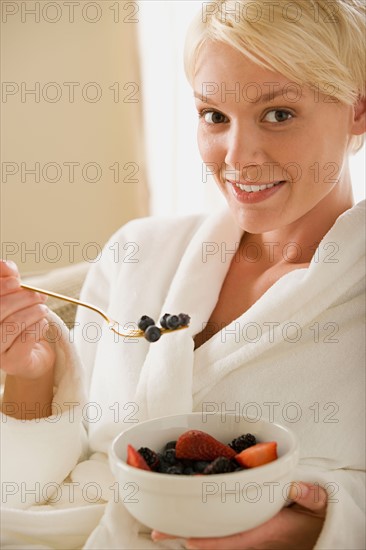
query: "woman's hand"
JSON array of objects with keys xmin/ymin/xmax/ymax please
[
  {"xmin": 0, "ymin": 260, "xmax": 56, "ymax": 419},
  {"xmin": 151, "ymin": 481, "xmax": 327, "ymax": 550}
]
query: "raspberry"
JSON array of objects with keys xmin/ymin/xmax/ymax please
[
  {"xmin": 166, "ymin": 315, "xmax": 180, "ymax": 329},
  {"xmin": 137, "ymin": 447, "xmax": 159, "ymax": 469},
  {"xmin": 203, "ymin": 457, "xmax": 236, "ymax": 475},
  {"xmin": 138, "ymin": 315, "xmax": 155, "ymax": 331},
  {"xmin": 229, "ymin": 433, "xmax": 257, "ymax": 453},
  {"xmin": 144, "ymin": 325, "xmax": 161, "ymax": 342},
  {"xmin": 178, "ymin": 313, "xmax": 190, "ymax": 326}
]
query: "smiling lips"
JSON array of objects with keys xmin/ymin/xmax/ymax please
[{"xmin": 227, "ymin": 180, "xmax": 285, "ymax": 193}]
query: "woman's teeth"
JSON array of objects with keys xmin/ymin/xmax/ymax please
[{"xmin": 235, "ymin": 181, "xmax": 283, "ymax": 192}]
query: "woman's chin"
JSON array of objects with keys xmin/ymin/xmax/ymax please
[{"xmin": 227, "ymin": 206, "xmax": 279, "ymax": 235}]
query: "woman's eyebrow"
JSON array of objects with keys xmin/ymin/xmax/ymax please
[
  {"xmin": 256, "ymin": 88, "xmax": 306, "ymax": 103},
  {"xmin": 193, "ymin": 92, "xmax": 218, "ymax": 104},
  {"xmin": 193, "ymin": 87, "xmax": 305, "ymax": 104}
]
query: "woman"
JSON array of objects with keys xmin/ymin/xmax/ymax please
[{"xmin": 1, "ymin": 0, "xmax": 365, "ymax": 548}]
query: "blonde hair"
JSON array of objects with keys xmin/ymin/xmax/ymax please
[{"xmin": 184, "ymin": 0, "xmax": 366, "ymax": 153}]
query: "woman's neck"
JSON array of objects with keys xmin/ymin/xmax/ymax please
[{"xmin": 240, "ymin": 182, "xmax": 354, "ymax": 267}]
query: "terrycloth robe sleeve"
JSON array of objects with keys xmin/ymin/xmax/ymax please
[{"xmin": 0, "ymin": 311, "xmax": 88, "ymax": 510}]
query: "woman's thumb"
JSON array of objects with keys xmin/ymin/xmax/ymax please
[{"xmin": 289, "ymin": 481, "xmax": 328, "ymax": 513}]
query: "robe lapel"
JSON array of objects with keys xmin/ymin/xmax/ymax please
[{"xmin": 134, "ymin": 207, "xmax": 243, "ymax": 420}]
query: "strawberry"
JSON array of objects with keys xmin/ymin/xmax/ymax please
[
  {"xmin": 127, "ymin": 444, "xmax": 151, "ymax": 471},
  {"xmin": 175, "ymin": 430, "xmax": 236, "ymax": 461},
  {"xmin": 235, "ymin": 442, "xmax": 277, "ymax": 468}
]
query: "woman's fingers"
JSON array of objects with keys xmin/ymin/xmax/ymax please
[
  {"xmin": 0, "ymin": 260, "xmax": 56, "ymax": 384},
  {"xmin": 0, "ymin": 303, "xmax": 49, "ymax": 355},
  {"xmin": 0, "ymin": 288, "xmax": 47, "ymax": 323},
  {"xmin": 151, "ymin": 531, "xmax": 179, "ymax": 541},
  {"xmin": 288, "ymin": 482, "xmax": 328, "ymax": 514},
  {"xmin": 0, "ymin": 275, "xmax": 21, "ymax": 295},
  {"xmin": 2, "ymin": 319, "xmax": 50, "ymax": 374},
  {"xmin": 0, "ymin": 259, "xmax": 21, "ymax": 290}
]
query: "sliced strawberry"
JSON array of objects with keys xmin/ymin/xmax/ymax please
[
  {"xmin": 175, "ymin": 430, "xmax": 236, "ymax": 461},
  {"xmin": 126, "ymin": 444, "xmax": 151, "ymax": 471},
  {"xmin": 235, "ymin": 442, "xmax": 277, "ymax": 468}
]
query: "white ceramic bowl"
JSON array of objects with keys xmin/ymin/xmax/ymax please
[{"xmin": 109, "ymin": 412, "xmax": 299, "ymax": 538}]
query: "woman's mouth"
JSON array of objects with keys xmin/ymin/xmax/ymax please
[
  {"xmin": 227, "ymin": 179, "xmax": 287, "ymax": 203},
  {"xmin": 231, "ymin": 180, "xmax": 285, "ymax": 192}
]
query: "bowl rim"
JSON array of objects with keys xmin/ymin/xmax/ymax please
[{"xmin": 109, "ymin": 412, "xmax": 299, "ymax": 481}]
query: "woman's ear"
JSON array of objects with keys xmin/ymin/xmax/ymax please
[{"xmin": 351, "ymin": 95, "xmax": 366, "ymax": 135}]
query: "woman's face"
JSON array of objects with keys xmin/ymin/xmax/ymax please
[{"xmin": 194, "ymin": 41, "xmax": 359, "ymax": 233}]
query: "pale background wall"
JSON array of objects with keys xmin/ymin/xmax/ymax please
[
  {"xmin": 1, "ymin": 0, "xmax": 149, "ymax": 275},
  {"xmin": 1, "ymin": 1, "xmax": 365, "ymax": 276}
]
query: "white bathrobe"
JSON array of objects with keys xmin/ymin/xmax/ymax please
[{"xmin": 1, "ymin": 201, "xmax": 365, "ymax": 550}]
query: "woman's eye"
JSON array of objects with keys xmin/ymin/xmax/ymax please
[
  {"xmin": 263, "ymin": 110, "xmax": 293, "ymax": 123},
  {"xmin": 199, "ymin": 110, "xmax": 228, "ymax": 124}
]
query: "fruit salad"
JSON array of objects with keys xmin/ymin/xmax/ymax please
[{"xmin": 127, "ymin": 429, "xmax": 278, "ymax": 475}]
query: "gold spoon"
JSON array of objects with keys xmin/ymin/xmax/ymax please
[{"xmin": 20, "ymin": 283, "xmax": 188, "ymax": 339}]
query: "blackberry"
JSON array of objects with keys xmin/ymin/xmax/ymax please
[
  {"xmin": 137, "ymin": 447, "xmax": 159, "ymax": 469},
  {"xmin": 160, "ymin": 313, "xmax": 171, "ymax": 329},
  {"xmin": 229, "ymin": 433, "xmax": 257, "ymax": 453},
  {"xmin": 178, "ymin": 313, "xmax": 191, "ymax": 327},
  {"xmin": 193, "ymin": 461, "xmax": 210, "ymax": 473},
  {"xmin": 183, "ymin": 466, "xmax": 195, "ymax": 475},
  {"xmin": 164, "ymin": 440, "xmax": 177, "ymax": 451},
  {"xmin": 144, "ymin": 325, "xmax": 161, "ymax": 342},
  {"xmin": 138, "ymin": 315, "xmax": 155, "ymax": 331},
  {"xmin": 166, "ymin": 465, "xmax": 183, "ymax": 475},
  {"xmin": 165, "ymin": 315, "xmax": 180, "ymax": 330},
  {"xmin": 203, "ymin": 457, "xmax": 236, "ymax": 475}
]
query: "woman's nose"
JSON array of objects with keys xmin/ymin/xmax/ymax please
[{"xmin": 224, "ymin": 124, "xmax": 270, "ymax": 180}]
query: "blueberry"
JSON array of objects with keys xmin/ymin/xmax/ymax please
[
  {"xmin": 138, "ymin": 315, "xmax": 155, "ymax": 331},
  {"xmin": 166, "ymin": 315, "xmax": 180, "ymax": 330},
  {"xmin": 178, "ymin": 313, "xmax": 191, "ymax": 327},
  {"xmin": 203, "ymin": 457, "xmax": 236, "ymax": 475},
  {"xmin": 164, "ymin": 448, "xmax": 177, "ymax": 465},
  {"xmin": 166, "ymin": 465, "xmax": 183, "ymax": 475},
  {"xmin": 160, "ymin": 313, "xmax": 171, "ymax": 329},
  {"xmin": 183, "ymin": 466, "xmax": 195, "ymax": 475},
  {"xmin": 144, "ymin": 325, "xmax": 161, "ymax": 342},
  {"xmin": 164, "ymin": 440, "xmax": 177, "ymax": 451},
  {"xmin": 157, "ymin": 454, "xmax": 170, "ymax": 473},
  {"xmin": 193, "ymin": 461, "xmax": 210, "ymax": 473}
]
